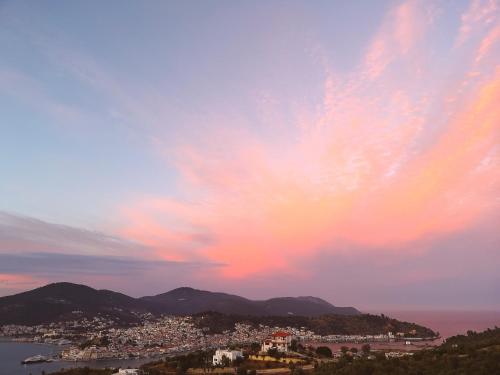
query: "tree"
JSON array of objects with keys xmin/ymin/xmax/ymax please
[
  {"xmin": 290, "ymin": 339, "xmax": 298, "ymax": 351},
  {"xmin": 201, "ymin": 351, "xmax": 212, "ymax": 373},
  {"xmin": 221, "ymin": 355, "xmax": 231, "ymax": 368},
  {"xmin": 340, "ymin": 346, "xmax": 349, "ymax": 354},
  {"xmin": 361, "ymin": 344, "xmax": 371, "ymax": 355},
  {"xmin": 267, "ymin": 348, "xmax": 279, "ymax": 358},
  {"xmin": 234, "ymin": 356, "xmax": 244, "ymax": 367},
  {"xmin": 177, "ymin": 359, "xmax": 190, "ymax": 374},
  {"xmin": 250, "ymin": 342, "xmax": 261, "ymax": 353},
  {"xmin": 315, "ymin": 346, "xmax": 332, "ymax": 358}
]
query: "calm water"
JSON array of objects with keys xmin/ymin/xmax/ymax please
[
  {"xmin": 1, "ymin": 310, "xmax": 499, "ymax": 375},
  {"xmin": 0, "ymin": 340, "xmax": 156, "ymax": 375},
  {"xmin": 316, "ymin": 310, "xmax": 500, "ymax": 352},
  {"xmin": 380, "ymin": 310, "xmax": 500, "ymax": 339}
]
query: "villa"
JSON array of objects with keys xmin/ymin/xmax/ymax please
[
  {"xmin": 212, "ymin": 349, "xmax": 243, "ymax": 366},
  {"xmin": 261, "ymin": 331, "xmax": 293, "ymax": 353},
  {"xmin": 114, "ymin": 369, "xmax": 140, "ymax": 375}
]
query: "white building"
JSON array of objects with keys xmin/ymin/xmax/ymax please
[
  {"xmin": 114, "ymin": 370, "xmax": 140, "ymax": 375},
  {"xmin": 261, "ymin": 331, "xmax": 293, "ymax": 353},
  {"xmin": 212, "ymin": 349, "xmax": 243, "ymax": 366}
]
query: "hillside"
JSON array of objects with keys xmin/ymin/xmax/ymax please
[{"xmin": 0, "ymin": 283, "xmax": 360, "ymax": 325}]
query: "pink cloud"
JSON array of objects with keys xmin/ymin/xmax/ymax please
[
  {"xmin": 0, "ymin": 274, "xmax": 44, "ymax": 296},
  {"xmin": 476, "ymin": 24, "xmax": 500, "ymax": 62},
  {"xmin": 456, "ymin": 0, "xmax": 499, "ymax": 46},
  {"xmin": 362, "ymin": 0, "xmax": 434, "ymax": 80},
  {"xmin": 116, "ymin": 1, "xmax": 500, "ymax": 280}
]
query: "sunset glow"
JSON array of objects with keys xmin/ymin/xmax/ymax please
[{"xmin": 0, "ymin": 0, "xmax": 499, "ymax": 308}]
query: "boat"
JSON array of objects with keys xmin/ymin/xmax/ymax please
[{"xmin": 21, "ymin": 354, "xmax": 51, "ymax": 364}]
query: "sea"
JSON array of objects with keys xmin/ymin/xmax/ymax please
[
  {"xmin": 1, "ymin": 310, "xmax": 499, "ymax": 375},
  {"xmin": 0, "ymin": 340, "xmax": 156, "ymax": 375}
]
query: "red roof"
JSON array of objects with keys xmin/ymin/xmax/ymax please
[{"xmin": 272, "ymin": 331, "xmax": 291, "ymax": 337}]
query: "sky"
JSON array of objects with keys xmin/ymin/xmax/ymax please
[{"xmin": 0, "ymin": 0, "xmax": 499, "ymax": 310}]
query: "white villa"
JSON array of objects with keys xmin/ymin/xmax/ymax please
[
  {"xmin": 114, "ymin": 369, "xmax": 140, "ymax": 375},
  {"xmin": 212, "ymin": 349, "xmax": 243, "ymax": 366},
  {"xmin": 261, "ymin": 331, "xmax": 293, "ymax": 353}
]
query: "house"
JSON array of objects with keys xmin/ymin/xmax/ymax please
[
  {"xmin": 212, "ymin": 349, "xmax": 243, "ymax": 366},
  {"xmin": 114, "ymin": 370, "xmax": 140, "ymax": 375},
  {"xmin": 261, "ymin": 331, "xmax": 293, "ymax": 353}
]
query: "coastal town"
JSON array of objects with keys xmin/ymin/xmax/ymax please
[{"xmin": 0, "ymin": 313, "xmax": 432, "ymax": 364}]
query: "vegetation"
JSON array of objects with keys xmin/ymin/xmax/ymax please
[
  {"xmin": 315, "ymin": 346, "xmax": 333, "ymax": 357},
  {"xmin": 192, "ymin": 311, "xmax": 436, "ymax": 337},
  {"xmin": 314, "ymin": 327, "xmax": 500, "ymax": 375},
  {"xmin": 140, "ymin": 351, "xmax": 214, "ymax": 375},
  {"xmin": 140, "ymin": 350, "xmax": 292, "ymax": 375},
  {"xmin": 361, "ymin": 344, "xmax": 371, "ymax": 355}
]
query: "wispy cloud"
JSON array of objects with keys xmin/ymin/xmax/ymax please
[
  {"xmin": 362, "ymin": 0, "xmax": 435, "ymax": 80},
  {"xmin": 0, "ymin": 252, "xmax": 215, "ymax": 277},
  {"xmin": 0, "ymin": 211, "xmax": 149, "ymax": 257},
  {"xmin": 456, "ymin": 0, "xmax": 499, "ymax": 46}
]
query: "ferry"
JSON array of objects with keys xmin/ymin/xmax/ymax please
[{"xmin": 21, "ymin": 354, "xmax": 52, "ymax": 364}]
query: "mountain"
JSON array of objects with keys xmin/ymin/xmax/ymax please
[
  {"xmin": 257, "ymin": 296, "xmax": 360, "ymax": 316},
  {"xmin": 0, "ymin": 283, "xmax": 360, "ymax": 325},
  {"xmin": 0, "ymin": 282, "xmax": 147, "ymax": 325},
  {"xmin": 140, "ymin": 287, "xmax": 261, "ymax": 315},
  {"xmin": 140, "ymin": 287, "xmax": 360, "ymax": 316}
]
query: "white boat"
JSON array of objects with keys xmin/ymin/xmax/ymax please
[{"xmin": 21, "ymin": 354, "xmax": 51, "ymax": 364}]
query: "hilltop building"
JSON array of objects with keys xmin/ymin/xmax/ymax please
[{"xmin": 261, "ymin": 331, "xmax": 293, "ymax": 353}]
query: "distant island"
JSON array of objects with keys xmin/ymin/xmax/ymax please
[{"xmin": 191, "ymin": 311, "xmax": 436, "ymax": 337}]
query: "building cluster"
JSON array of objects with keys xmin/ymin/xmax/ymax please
[{"xmin": 1, "ymin": 316, "xmax": 421, "ymax": 363}]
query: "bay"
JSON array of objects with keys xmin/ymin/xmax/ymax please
[
  {"xmin": 1, "ymin": 310, "xmax": 499, "ymax": 375},
  {"xmin": 0, "ymin": 340, "xmax": 155, "ymax": 375}
]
